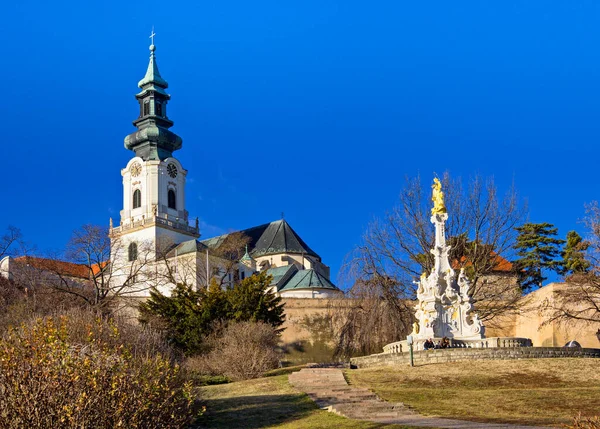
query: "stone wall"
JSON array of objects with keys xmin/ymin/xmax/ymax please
[
  {"xmin": 512, "ymin": 283, "xmax": 599, "ymax": 348},
  {"xmin": 350, "ymin": 346, "xmax": 600, "ymax": 368},
  {"xmin": 279, "ymin": 298, "xmax": 334, "ymax": 344}
]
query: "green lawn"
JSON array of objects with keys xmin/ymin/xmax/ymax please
[
  {"xmin": 346, "ymin": 358, "xmax": 600, "ymax": 427},
  {"xmin": 195, "ymin": 374, "xmax": 412, "ymax": 429},
  {"xmin": 193, "ymin": 359, "xmax": 599, "ymax": 428}
]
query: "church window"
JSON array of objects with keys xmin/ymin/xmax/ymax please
[
  {"xmin": 133, "ymin": 189, "xmax": 142, "ymax": 209},
  {"xmin": 241, "ymin": 270, "xmax": 245, "ymax": 280},
  {"xmin": 128, "ymin": 242, "xmax": 138, "ymax": 262},
  {"xmin": 143, "ymin": 101, "xmax": 150, "ymax": 116},
  {"xmin": 156, "ymin": 101, "xmax": 163, "ymax": 116},
  {"xmin": 168, "ymin": 189, "xmax": 176, "ymax": 209}
]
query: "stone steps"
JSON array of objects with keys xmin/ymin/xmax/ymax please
[
  {"xmin": 288, "ymin": 367, "xmax": 553, "ymax": 429},
  {"xmin": 288, "ymin": 368, "xmax": 417, "ymax": 422}
]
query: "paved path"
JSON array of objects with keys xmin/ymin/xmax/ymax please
[{"xmin": 288, "ymin": 368, "xmax": 554, "ymax": 429}]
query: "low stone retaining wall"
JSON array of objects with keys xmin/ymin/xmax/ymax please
[{"xmin": 350, "ymin": 346, "xmax": 600, "ymax": 368}]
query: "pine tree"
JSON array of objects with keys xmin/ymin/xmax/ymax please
[
  {"xmin": 227, "ymin": 271, "xmax": 285, "ymax": 331},
  {"xmin": 139, "ymin": 283, "xmax": 220, "ymax": 355},
  {"xmin": 139, "ymin": 272, "xmax": 285, "ymax": 355},
  {"xmin": 561, "ymin": 230, "xmax": 590, "ymax": 276},
  {"xmin": 513, "ymin": 223, "xmax": 565, "ymax": 291}
]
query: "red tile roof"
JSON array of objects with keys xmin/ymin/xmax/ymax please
[
  {"xmin": 451, "ymin": 253, "xmax": 513, "ymax": 273},
  {"xmin": 14, "ymin": 256, "xmax": 91, "ymax": 279}
]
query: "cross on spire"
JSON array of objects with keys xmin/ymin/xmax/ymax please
[{"xmin": 150, "ymin": 27, "xmax": 156, "ymax": 46}]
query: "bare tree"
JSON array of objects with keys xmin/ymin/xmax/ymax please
[
  {"xmin": 210, "ymin": 232, "xmax": 251, "ymax": 286},
  {"xmin": 155, "ymin": 232, "xmax": 251, "ymax": 289},
  {"xmin": 332, "ymin": 173, "xmax": 527, "ymax": 355},
  {"xmin": 0, "ymin": 226, "xmax": 23, "ymax": 260},
  {"xmin": 31, "ymin": 225, "xmax": 155, "ymax": 310},
  {"xmin": 543, "ymin": 203, "xmax": 600, "ymax": 332},
  {"xmin": 329, "ymin": 276, "xmax": 414, "ymax": 358}
]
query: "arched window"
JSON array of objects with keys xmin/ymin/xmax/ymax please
[
  {"xmin": 133, "ymin": 189, "xmax": 141, "ymax": 209},
  {"xmin": 155, "ymin": 101, "xmax": 163, "ymax": 117},
  {"xmin": 168, "ymin": 189, "xmax": 176, "ymax": 209},
  {"xmin": 143, "ymin": 101, "xmax": 149, "ymax": 116},
  {"xmin": 128, "ymin": 242, "xmax": 138, "ymax": 261}
]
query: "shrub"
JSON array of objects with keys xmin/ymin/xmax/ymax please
[
  {"xmin": 569, "ymin": 414, "xmax": 600, "ymax": 429},
  {"xmin": 0, "ymin": 316, "xmax": 198, "ymax": 429},
  {"xmin": 188, "ymin": 321, "xmax": 281, "ymax": 381},
  {"xmin": 57, "ymin": 306, "xmax": 180, "ymax": 362},
  {"xmin": 140, "ymin": 272, "xmax": 285, "ymax": 355},
  {"xmin": 0, "ymin": 276, "xmax": 84, "ymax": 334}
]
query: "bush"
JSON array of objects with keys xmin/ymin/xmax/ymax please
[
  {"xmin": 57, "ymin": 307, "xmax": 180, "ymax": 362},
  {"xmin": 0, "ymin": 276, "xmax": 83, "ymax": 334},
  {"xmin": 139, "ymin": 272, "xmax": 285, "ymax": 355},
  {"xmin": 569, "ymin": 414, "xmax": 600, "ymax": 429},
  {"xmin": 187, "ymin": 321, "xmax": 281, "ymax": 381},
  {"xmin": 0, "ymin": 316, "xmax": 198, "ymax": 429}
]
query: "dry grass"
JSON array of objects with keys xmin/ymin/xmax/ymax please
[
  {"xmin": 196, "ymin": 374, "xmax": 412, "ymax": 429},
  {"xmin": 347, "ymin": 358, "xmax": 600, "ymax": 426}
]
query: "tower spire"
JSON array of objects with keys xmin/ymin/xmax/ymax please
[
  {"xmin": 138, "ymin": 32, "xmax": 168, "ymax": 90},
  {"xmin": 124, "ymin": 31, "xmax": 182, "ymax": 161}
]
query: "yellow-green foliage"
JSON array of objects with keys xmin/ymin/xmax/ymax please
[{"xmin": 0, "ymin": 316, "xmax": 198, "ymax": 429}]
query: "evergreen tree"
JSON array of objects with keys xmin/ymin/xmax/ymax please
[
  {"xmin": 227, "ymin": 271, "xmax": 285, "ymax": 331},
  {"xmin": 139, "ymin": 283, "xmax": 223, "ymax": 355},
  {"xmin": 561, "ymin": 230, "xmax": 590, "ymax": 276},
  {"xmin": 513, "ymin": 223, "xmax": 565, "ymax": 291},
  {"xmin": 139, "ymin": 272, "xmax": 284, "ymax": 355}
]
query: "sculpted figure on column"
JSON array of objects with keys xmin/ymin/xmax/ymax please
[
  {"xmin": 410, "ymin": 177, "xmax": 485, "ymax": 341},
  {"xmin": 431, "ymin": 177, "xmax": 446, "ymax": 215}
]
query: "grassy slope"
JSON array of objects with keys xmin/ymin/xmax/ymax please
[
  {"xmin": 196, "ymin": 374, "xmax": 412, "ymax": 429},
  {"xmin": 347, "ymin": 358, "xmax": 600, "ymax": 427}
]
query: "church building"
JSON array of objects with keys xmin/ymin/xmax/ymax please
[{"xmin": 108, "ymin": 39, "xmax": 341, "ymax": 299}]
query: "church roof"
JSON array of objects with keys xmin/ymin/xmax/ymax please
[
  {"xmin": 138, "ymin": 44, "xmax": 168, "ymax": 94},
  {"xmin": 251, "ymin": 220, "xmax": 320, "ymax": 258},
  {"xmin": 201, "ymin": 219, "xmax": 321, "ymax": 260},
  {"xmin": 13, "ymin": 256, "xmax": 90, "ymax": 280},
  {"xmin": 265, "ymin": 265, "xmax": 298, "ymax": 290},
  {"xmin": 167, "ymin": 239, "xmax": 208, "ymax": 257},
  {"xmin": 279, "ymin": 269, "xmax": 339, "ymax": 291}
]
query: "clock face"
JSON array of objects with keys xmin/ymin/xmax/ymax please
[
  {"xmin": 130, "ymin": 162, "xmax": 142, "ymax": 177},
  {"xmin": 167, "ymin": 163, "xmax": 178, "ymax": 178}
]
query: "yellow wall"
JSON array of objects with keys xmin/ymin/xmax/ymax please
[
  {"xmin": 279, "ymin": 284, "xmax": 600, "ymax": 349},
  {"xmin": 513, "ymin": 283, "xmax": 599, "ymax": 348}
]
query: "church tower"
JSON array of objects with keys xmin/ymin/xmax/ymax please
[{"xmin": 110, "ymin": 37, "xmax": 199, "ymax": 288}]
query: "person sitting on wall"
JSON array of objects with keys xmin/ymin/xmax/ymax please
[
  {"xmin": 441, "ymin": 337, "xmax": 450, "ymax": 349},
  {"xmin": 424, "ymin": 338, "xmax": 435, "ymax": 350}
]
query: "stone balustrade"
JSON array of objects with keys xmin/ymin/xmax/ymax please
[
  {"xmin": 110, "ymin": 215, "xmax": 199, "ymax": 236},
  {"xmin": 351, "ymin": 346, "xmax": 600, "ymax": 368},
  {"xmin": 383, "ymin": 336, "xmax": 532, "ymax": 354}
]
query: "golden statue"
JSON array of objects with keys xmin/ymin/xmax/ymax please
[
  {"xmin": 412, "ymin": 321, "xmax": 420, "ymax": 335},
  {"xmin": 431, "ymin": 177, "xmax": 447, "ymax": 215}
]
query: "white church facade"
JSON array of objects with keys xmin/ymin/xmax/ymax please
[{"xmin": 108, "ymin": 40, "xmax": 341, "ymax": 299}]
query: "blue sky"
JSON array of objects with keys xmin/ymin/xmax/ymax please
[{"xmin": 1, "ymin": 1, "xmax": 599, "ymax": 282}]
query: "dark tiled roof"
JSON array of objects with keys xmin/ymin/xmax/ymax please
[
  {"xmin": 251, "ymin": 220, "xmax": 320, "ymax": 259},
  {"xmin": 279, "ymin": 269, "xmax": 339, "ymax": 291},
  {"xmin": 201, "ymin": 220, "xmax": 320, "ymax": 259},
  {"xmin": 265, "ymin": 265, "xmax": 298, "ymax": 290},
  {"xmin": 201, "ymin": 223, "xmax": 269, "ymax": 251},
  {"xmin": 167, "ymin": 239, "xmax": 208, "ymax": 257}
]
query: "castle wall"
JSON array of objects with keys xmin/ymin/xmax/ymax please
[
  {"xmin": 279, "ymin": 298, "xmax": 333, "ymax": 344},
  {"xmin": 512, "ymin": 283, "xmax": 599, "ymax": 348}
]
